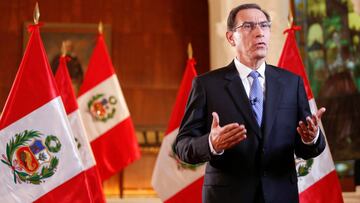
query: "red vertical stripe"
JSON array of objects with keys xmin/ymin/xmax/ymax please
[
  {"xmin": 55, "ymin": 56, "xmax": 106, "ymax": 202},
  {"xmin": 54, "ymin": 56, "xmax": 78, "ymax": 114},
  {"xmin": 278, "ymin": 24, "xmax": 343, "ymax": 203},
  {"xmin": 78, "ymin": 34, "xmax": 114, "ymax": 96},
  {"xmin": 277, "ymin": 25, "xmax": 314, "ymax": 100},
  {"xmin": 0, "ymin": 25, "xmax": 58, "ymax": 129},
  {"xmin": 165, "ymin": 58, "xmax": 197, "ymax": 135},
  {"xmin": 84, "ymin": 166, "xmax": 106, "ymax": 203},
  {"xmin": 34, "ymin": 172, "xmax": 92, "ymax": 203},
  {"xmin": 90, "ymin": 117, "xmax": 141, "ymax": 180},
  {"xmin": 165, "ymin": 177, "xmax": 204, "ymax": 203},
  {"xmin": 78, "ymin": 33, "xmax": 140, "ymax": 181},
  {"xmin": 299, "ymin": 170, "xmax": 344, "ymax": 203},
  {"xmin": 152, "ymin": 57, "xmax": 201, "ymax": 202}
]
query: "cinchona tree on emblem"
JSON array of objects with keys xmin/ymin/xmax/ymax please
[{"xmin": 1, "ymin": 130, "xmax": 61, "ymax": 184}]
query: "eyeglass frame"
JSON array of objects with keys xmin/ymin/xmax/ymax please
[{"xmin": 232, "ymin": 21, "xmax": 272, "ymax": 32}]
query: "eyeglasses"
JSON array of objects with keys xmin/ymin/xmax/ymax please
[{"xmin": 233, "ymin": 21, "xmax": 271, "ymax": 32}]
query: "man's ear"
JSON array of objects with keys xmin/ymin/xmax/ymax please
[{"xmin": 226, "ymin": 31, "xmax": 235, "ymax": 46}]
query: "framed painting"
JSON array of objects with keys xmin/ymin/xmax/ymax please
[{"xmin": 23, "ymin": 22, "xmax": 112, "ymax": 95}]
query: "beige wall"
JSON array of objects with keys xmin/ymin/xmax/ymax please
[{"xmin": 208, "ymin": 0, "xmax": 290, "ymax": 69}]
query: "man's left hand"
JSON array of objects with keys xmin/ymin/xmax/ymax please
[{"xmin": 297, "ymin": 107, "xmax": 326, "ymax": 143}]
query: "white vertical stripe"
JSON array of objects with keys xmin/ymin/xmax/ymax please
[
  {"xmin": 67, "ymin": 110, "xmax": 96, "ymax": 170},
  {"xmin": 0, "ymin": 97, "xmax": 83, "ymax": 202},
  {"xmin": 152, "ymin": 128, "xmax": 205, "ymax": 201},
  {"xmin": 297, "ymin": 99, "xmax": 335, "ymax": 193}
]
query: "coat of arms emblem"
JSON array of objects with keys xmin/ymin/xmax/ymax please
[
  {"xmin": 1, "ymin": 130, "xmax": 61, "ymax": 184},
  {"xmin": 169, "ymin": 145, "xmax": 204, "ymax": 171},
  {"xmin": 87, "ymin": 93, "xmax": 117, "ymax": 122},
  {"xmin": 295, "ymin": 157, "xmax": 314, "ymax": 177}
]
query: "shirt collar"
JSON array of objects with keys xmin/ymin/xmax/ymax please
[{"xmin": 234, "ymin": 57, "xmax": 266, "ymax": 80}]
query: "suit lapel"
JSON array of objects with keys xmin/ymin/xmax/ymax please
[
  {"xmin": 264, "ymin": 65, "xmax": 284, "ymax": 139},
  {"xmin": 224, "ymin": 62, "xmax": 260, "ymax": 137}
]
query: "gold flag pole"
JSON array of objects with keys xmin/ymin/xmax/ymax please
[
  {"xmin": 61, "ymin": 41, "xmax": 66, "ymax": 57},
  {"xmin": 98, "ymin": 21, "xmax": 103, "ymax": 34},
  {"xmin": 288, "ymin": 0, "xmax": 294, "ymax": 27},
  {"xmin": 33, "ymin": 2, "xmax": 40, "ymax": 24},
  {"xmin": 187, "ymin": 43, "xmax": 193, "ymax": 59}
]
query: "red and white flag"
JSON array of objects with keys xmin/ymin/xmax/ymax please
[
  {"xmin": 0, "ymin": 24, "xmax": 92, "ymax": 202},
  {"xmin": 77, "ymin": 32, "xmax": 140, "ymax": 181},
  {"xmin": 55, "ymin": 55, "xmax": 105, "ymax": 202},
  {"xmin": 278, "ymin": 25, "xmax": 343, "ymax": 203},
  {"xmin": 152, "ymin": 58, "xmax": 204, "ymax": 202}
]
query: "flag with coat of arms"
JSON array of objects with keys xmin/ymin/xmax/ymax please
[
  {"xmin": 54, "ymin": 54, "xmax": 106, "ymax": 202},
  {"xmin": 0, "ymin": 23, "xmax": 92, "ymax": 202},
  {"xmin": 152, "ymin": 48, "xmax": 205, "ymax": 203},
  {"xmin": 277, "ymin": 24, "xmax": 343, "ymax": 203},
  {"xmin": 77, "ymin": 26, "xmax": 141, "ymax": 181}
]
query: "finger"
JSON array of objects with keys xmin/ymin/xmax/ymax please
[
  {"xmin": 297, "ymin": 126, "xmax": 308, "ymax": 137},
  {"xmin": 211, "ymin": 112, "xmax": 220, "ymax": 129},
  {"xmin": 311, "ymin": 114, "xmax": 318, "ymax": 127},
  {"xmin": 225, "ymin": 134, "xmax": 247, "ymax": 149},
  {"xmin": 297, "ymin": 127, "xmax": 311, "ymax": 141},
  {"xmin": 221, "ymin": 123, "xmax": 241, "ymax": 134},
  {"xmin": 234, "ymin": 129, "xmax": 247, "ymax": 142},
  {"xmin": 222, "ymin": 127, "xmax": 246, "ymax": 142},
  {"xmin": 298, "ymin": 125, "xmax": 316, "ymax": 141},
  {"xmin": 310, "ymin": 114, "xmax": 320, "ymax": 133},
  {"xmin": 306, "ymin": 117, "xmax": 315, "ymax": 132},
  {"xmin": 219, "ymin": 132, "xmax": 247, "ymax": 149},
  {"xmin": 224, "ymin": 125, "xmax": 243, "ymax": 136},
  {"xmin": 296, "ymin": 127, "xmax": 303, "ymax": 136},
  {"xmin": 316, "ymin": 107, "xmax": 326, "ymax": 120},
  {"xmin": 298, "ymin": 121, "xmax": 307, "ymax": 131}
]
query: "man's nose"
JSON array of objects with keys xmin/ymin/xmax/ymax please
[{"xmin": 253, "ymin": 26, "xmax": 264, "ymax": 38}]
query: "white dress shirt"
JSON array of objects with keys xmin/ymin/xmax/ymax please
[{"xmin": 234, "ymin": 57, "xmax": 266, "ymax": 98}]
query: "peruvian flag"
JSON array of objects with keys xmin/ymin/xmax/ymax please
[
  {"xmin": 54, "ymin": 55, "xmax": 105, "ymax": 202},
  {"xmin": 0, "ymin": 24, "xmax": 92, "ymax": 202},
  {"xmin": 77, "ymin": 32, "xmax": 140, "ymax": 181},
  {"xmin": 152, "ymin": 57, "xmax": 204, "ymax": 202},
  {"xmin": 278, "ymin": 24, "xmax": 343, "ymax": 203}
]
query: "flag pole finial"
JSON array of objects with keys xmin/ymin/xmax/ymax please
[
  {"xmin": 187, "ymin": 43, "xmax": 193, "ymax": 59},
  {"xmin": 98, "ymin": 21, "xmax": 103, "ymax": 34},
  {"xmin": 61, "ymin": 41, "xmax": 66, "ymax": 57},
  {"xmin": 33, "ymin": 2, "xmax": 40, "ymax": 24}
]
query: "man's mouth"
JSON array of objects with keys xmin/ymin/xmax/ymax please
[{"xmin": 254, "ymin": 42, "xmax": 266, "ymax": 48}]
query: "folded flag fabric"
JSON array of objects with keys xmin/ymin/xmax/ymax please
[
  {"xmin": 0, "ymin": 24, "xmax": 92, "ymax": 202},
  {"xmin": 77, "ymin": 33, "xmax": 140, "ymax": 181},
  {"xmin": 278, "ymin": 24, "xmax": 343, "ymax": 203},
  {"xmin": 55, "ymin": 55, "xmax": 105, "ymax": 202},
  {"xmin": 152, "ymin": 58, "xmax": 205, "ymax": 203}
]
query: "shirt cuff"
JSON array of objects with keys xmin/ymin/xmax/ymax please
[
  {"xmin": 208, "ymin": 135, "xmax": 224, "ymax": 155},
  {"xmin": 301, "ymin": 128, "xmax": 320, "ymax": 145}
]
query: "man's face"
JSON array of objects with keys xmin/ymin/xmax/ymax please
[{"xmin": 227, "ymin": 8, "xmax": 271, "ymax": 62}]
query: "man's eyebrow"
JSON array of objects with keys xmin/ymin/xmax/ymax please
[{"xmin": 241, "ymin": 20, "xmax": 269, "ymax": 23}]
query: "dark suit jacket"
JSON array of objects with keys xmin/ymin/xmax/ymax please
[{"xmin": 174, "ymin": 62, "xmax": 326, "ymax": 203}]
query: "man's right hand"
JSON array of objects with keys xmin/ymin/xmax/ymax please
[{"xmin": 210, "ymin": 112, "xmax": 247, "ymax": 153}]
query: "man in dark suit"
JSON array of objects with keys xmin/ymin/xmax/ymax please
[{"xmin": 174, "ymin": 3, "xmax": 326, "ymax": 203}]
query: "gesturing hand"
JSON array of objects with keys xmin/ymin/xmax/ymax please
[
  {"xmin": 297, "ymin": 107, "xmax": 326, "ymax": 143},
  {"xmin": 210, "ymin": 112, "xmax": 247, "ymax": 153}
]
